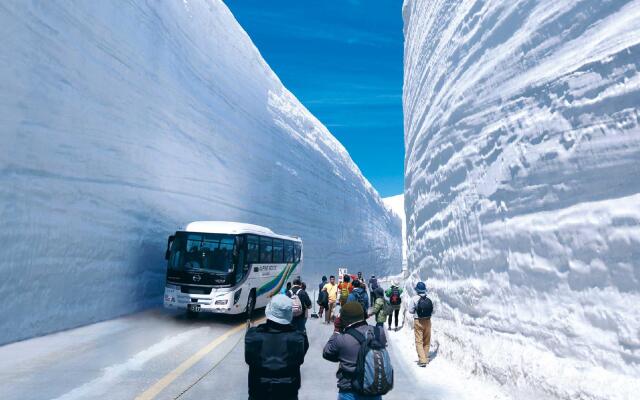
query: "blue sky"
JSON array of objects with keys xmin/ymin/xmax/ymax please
[{"xmin": 224, "ymin": 0, "xmax": 404, "ymax": 197}]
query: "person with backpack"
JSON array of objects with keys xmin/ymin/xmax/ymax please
[
  {"xmin": 385, "ymin": 281, "xmax": 403, "ymax": 331},
  {"xmin": 323, "ymin": 302, "xmax": 393, "ymax": 400},
  {"xmin": 338, "ymin": 274, "xmax": 353, "ymax": 307},
  {"xmin": 287, "ymin": 278, "xmax": 312, "ymax": 332},
  {"xmin": 318, "ymin": 276, "xmax": 328, "ymax": 318},
  {"xmin": 347, "ymin": 280, "xmax": 369, "ymax": 320},
  {"xmin": 408, "ymin": 281, "xmax": 434, "ymax": 367},
  {"xmin": 368, "ymin": 275, "xmax": 379, "ymax": 303},
  {"xmin": 323, "ymin": 275, "xmax": 339, "ymax": 324},
  {"xmin": 245, "ymin": 294, "xmax": 309, "ymax": 400},
  {"xmin": 369, "ymin": 287, "xmax": 387, "ymax": 328}
]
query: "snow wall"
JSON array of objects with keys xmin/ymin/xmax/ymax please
[
  {"xmin": 403, "ymin": 1, "xmax": 640, "ymax": 399},
  {"xmin": 0, "ymin": 0, "xmax": 401, "ymax": 345}
]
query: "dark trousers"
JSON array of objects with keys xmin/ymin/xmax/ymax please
[
  {"xmin": 293, "ymin": 317, "xmax": 307, "ymax": 332},
  {"xmin": 388, "ymin": 308, "xmax": 400, "ymax": 328}
]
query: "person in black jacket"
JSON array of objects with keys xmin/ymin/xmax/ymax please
[
  {"xmin": 318, "ymin": 276, "xmax": 328, "ymax": 318},
  {"xmin": 245, "ymin": 294, "xmax": 309, "ymax": 400},
  {"xmin": 287, "ymin": 278, "xmax": 312, "ymax": 332}
]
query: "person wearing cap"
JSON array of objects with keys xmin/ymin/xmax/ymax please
[
  {"xmin": 322, "ymin": 302, "xmax": 387, "ymax": 399},
  {"xmin": 408, "ymin": 281, "xmax": 434, "ymax": 367},
  {"xmin": 245, "ymin": 294, "xmax": 309, "ymax": 399},
  {"xmin": 370, "ymin": 286, "xmax": 387, "ymax": 328}
]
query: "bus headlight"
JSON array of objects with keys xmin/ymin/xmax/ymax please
[
  {"xmin": 215, "ymin": 299, "xmax": 229, "ymax": 305},
  {"xmin": 164, "ymin": 295, "xmax": 176, "ymax": 302},
  {"xmin": 233, "ymin": 289, "xmax": 242, "ymax": 305}
]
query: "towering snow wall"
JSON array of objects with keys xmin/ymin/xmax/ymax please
[
  {"xmin": 403, "ymin": 1, "xmax": 640, "ymax": 398},
  {"xmin": 0, "ymin": 0, "xmax": 401, "ymax": 345}
]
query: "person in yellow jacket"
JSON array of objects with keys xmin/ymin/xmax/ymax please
[{"xmin": 322, "ymin": 275, "xmax": 338, "ymax": 324}]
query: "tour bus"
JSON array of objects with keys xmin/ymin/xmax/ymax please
[{"xmin": 163, "ymin": 221, "xmax": 302, "ymax": 316}]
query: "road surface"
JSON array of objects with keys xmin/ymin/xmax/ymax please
[{"xmin": 0, "ymin": 308, "xmax": 510, "ymax": 400}]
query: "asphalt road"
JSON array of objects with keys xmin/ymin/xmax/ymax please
[{"xmin": 0, "ymin": 307, "xmax": 429, "ymax": 400}]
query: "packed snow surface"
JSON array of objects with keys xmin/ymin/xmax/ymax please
[
  {"xmin": 0, "ymin": 0, "xmax": 401, "ymax": 344},
  {"xmin": 384, "ymin": 194, "xmax": 407, "ymax": 264},
  {"xmin": 403, "ymin": 0, "xmax": 640, "ymax": 398}
]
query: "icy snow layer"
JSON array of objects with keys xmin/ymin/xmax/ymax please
[
  {"xmin": 0, "ymin": 0, "xmax": 401, "ymax": 344},
  {"xmin": 403, "ymin": 0, "xmax": 640, "ymax": 398},
  {"xmin": 384, "ymin": 194, "xmax": 407, "ymax": 264}
]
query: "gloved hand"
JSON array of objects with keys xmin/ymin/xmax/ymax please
[{"xmin": 334, "ymin": 316, "xmax": 343, "ymax": 333}]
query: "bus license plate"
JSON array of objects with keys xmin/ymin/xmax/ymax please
[{"xmin": 188, "ymin": 304, "xmax": 201, "ymax": 312}]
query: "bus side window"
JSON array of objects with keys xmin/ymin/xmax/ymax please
[
  {"xmin": 284, "ymin": 241, "xmax": 294, "ymax": 263},
  {"xmin": 294, "ymin": 242, "xmax": 301, "ymax": 262},
  {"xmin": 273, "ymin": 239, "xmax": 284, "ymax": 263},
  {"xmin": 247, "ymin": 235, "xmax": 259, "ymax": 264},
  {"xmin": 259, "ymin": 237, "xmax": 273, "ymax": 263}
]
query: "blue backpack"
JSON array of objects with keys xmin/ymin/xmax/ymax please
[{"xmin": 346, "ymin": 327, "xmax": 394, "ymax": 396}]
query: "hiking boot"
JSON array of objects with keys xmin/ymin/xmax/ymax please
[{"xmin": 418, "ymin": 362, "xmax": 427, "ymax": 367}]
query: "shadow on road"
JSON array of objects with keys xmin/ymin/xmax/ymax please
[{"xmin": 161, "ymin": 308, "xmax": 267, "ymax": 328}]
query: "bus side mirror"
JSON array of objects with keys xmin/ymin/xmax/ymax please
[{"xmin": 165, "ymin": 235, "xmax": 175, "ymax": 261}]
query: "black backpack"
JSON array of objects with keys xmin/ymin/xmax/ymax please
[
  {"xmin": 346, "ymin": 327, "xmax": 394, "ymax": 396},
  {"xmin": 317, "ymin": 290, "xmax": 329, "ymax": 307},
  {"xmin": 353, "ymin": 289, "xmax": 367, "ymax": 311},
  {"xmin": 416, "ymin": 296, "xmax": 433, "ymax": 318},
  {"xmin": 369, "ymin": 278, "xmax": 379, "ymax": 290}
]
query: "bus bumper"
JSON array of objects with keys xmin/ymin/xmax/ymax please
[{"xmin": 163, "ymin": 285, "xmax": 242, "ymax": 314}]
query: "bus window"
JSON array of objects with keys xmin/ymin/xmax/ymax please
[
  {"xmin": 259, "ymin": 237, "xmax": 273, "ymax": 263},
  {"xmin": 234, "ymin": 235, "xmax": 246, "ymax": 283},
  {"xmin": 294, "ymin": 242, "xmax": 301, "ymax": 262},
  {"xmin": 201, "ymin": 235, "xmax": 234, "ymax": 272},
  {"xmin": 273, "ymin": 239, "xmax": 284, "ymax": 263},
  {"xmin": 168, "ymin": 232, "xmax": 236, "ymax": 273},
  {"xmin": 284, "ymin": 241, "xmax": 294, "ymax": 263},
  {"xmin": 247, "ymin": 235, "xmax": 259, "ymax": 263}
]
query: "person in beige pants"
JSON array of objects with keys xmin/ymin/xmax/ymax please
[
  {"xmin": 409, "ymin": 281, "xmax": 434, "ymax": 367},
  {"xmin": 322, "ymin": 275, "xmax": 338, "ymax": 324}
]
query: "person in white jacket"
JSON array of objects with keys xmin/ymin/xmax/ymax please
[{"xmin": 408, "ymin": 281, "xmax": 433, "ymax": 367}]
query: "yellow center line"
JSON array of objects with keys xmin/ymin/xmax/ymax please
[{"xmin": 136, "ymin": 317, "xmax": 266, "ymax": 400}]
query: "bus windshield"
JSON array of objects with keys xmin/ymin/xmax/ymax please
[{"xmin": 168, "ymin": 232, "xmax": 236, "ymax": 274}]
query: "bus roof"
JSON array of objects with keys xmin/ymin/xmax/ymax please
[{"xmin": 182, "ymin": 221, "xmax": 301, "ymax": 242}]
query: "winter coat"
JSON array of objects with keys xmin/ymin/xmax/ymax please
[
  {"xmin": 287, "ymin": 285, "xmax": 312, "ymax": 319},
  {"xmin": 245, "ymin": 320, "xmax": 309, "ymax": 399},
  {"xmin": 322, "ymin": 321, "xmax": 387, "ymax": 392},
  {"xmin": 385, "ymin": 286, "xmax": 403, "ymax": 310},
  {"xmin": 372, "ymin": 297, "xmax": 387, "ymax": 324},
  {"xmin": 408, "ymin": 294, "xmax": 433, "ymax": 319},
  {"xmin": 346, "ymin": 287, "xmax": 369, "ymax": 312}
]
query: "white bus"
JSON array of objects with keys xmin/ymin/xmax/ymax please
[{"xmin": 163, "ymin": 221, "xmax": 302, "ymax": 316}]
